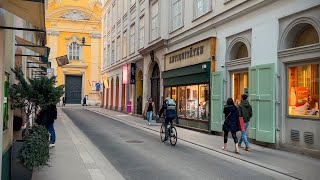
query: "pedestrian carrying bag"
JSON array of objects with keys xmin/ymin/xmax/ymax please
[{"xmin": 238, "ymin": 116, "xmax": 245, "ymax": 131}]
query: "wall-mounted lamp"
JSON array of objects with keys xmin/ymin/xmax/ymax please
[{"xmin": 202, "ymin": 64, "xmax": 207, "ymax": 69}]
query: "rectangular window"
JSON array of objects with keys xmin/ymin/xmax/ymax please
[
  {"xmin": 112, "ymin": 5, "xmax": 116, "ymax": 25},
  {"xmin": 68, "ymin": 42, "xmax": 80, "ymax": 60},
  {"xmin": 111, "ymin": 41, "xmax": 115, "ymax": 64},
  {"xmin": 194, "ymin": 0, "xmax": 210, "ymax": 19},
  {"xmin": 186, "ymin": 85, "xmax": 199, "ymax": 119},
  {"xmin": 288, "ymin": 64, "xmax": 320, "ymax": 118},
  {"xmin": 117, "ymin": 0, "xmax": 121, "ymax": 19},
  {"xmin": 117, "ymin": 36, "xmax": 121, "ymax": 61},
  {"xmin": 171, "ymin": 0, "xmax": 183, "ymax": 31},
  {"xmin": 151, "ymin": 1, "xmax": 159, "ymax": 41},
  {"xmin": 107, "ymin": 45, "xmax": 110, "ymax": 65},
  {"xmin": 131, "ymin": 0, "xmax": 136, "ymax": 7},
  {"xmin": 139, "ymin": 16, "xmax": 144, "ymax": 49},
  {"xmin": 164, "ymin": 87, "xmax": 172, "ymax": 100},
  {"xmin": 123, "ymin": 31, "xmax": 127, "ymax": 57},
  {"xmin": 178, "ymin": 86, "xmax": 186, "ymax": 118},
  {"xmin": 199, "ymin": 84, "xmax": 209, "ymax": 120},
  {"xmin": 124, "ymin": 0, "xmax": 128, "ymax": 14},
  {"xmin": 130, "ymin": 25, "xmax": 135, "ymax": 54}
]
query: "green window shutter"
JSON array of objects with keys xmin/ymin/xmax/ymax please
[
  {"xmin": 210, "ymin": 72, "xmax": 224, "ymax": 132},
  {"xmin": 249, "ymin": 64, "xmax": 276, "ymax": 143},
  {"xmin": 3, "ymin": 81, "xmax": 9, "ymax": 130}
]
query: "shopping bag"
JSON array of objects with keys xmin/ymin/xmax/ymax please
[{"xmin": 238, "ymin": 116, "xmax": 245, "ymax": 131}]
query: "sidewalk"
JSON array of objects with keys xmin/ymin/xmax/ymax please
[
  {"xmin": 32, "ymin": 108, "xmax": 124, "ymax": 180},
  {"xmin": 88, "ymin": 107, "xmax": 320, "ymax": 180}
]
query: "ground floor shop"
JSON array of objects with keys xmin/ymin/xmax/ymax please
[{"xmin": 212, "ymin": 3, "xmax": 320, "ymax": 156}]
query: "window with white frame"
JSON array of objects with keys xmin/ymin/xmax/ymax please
[
  {"xmin": 117, "ymin": 0, "xmax": 121, "ymax": 20},
  {"xmin": 112, "ymin": 4, "xmax": 116, "ymax": 25},
  {"xmin": 107, "ymin": 44, "xmax": 110, "ymax": 65},
  {"xmin": 131, "ymin": 0, "xmax": 136, "ymax": 7},
  {"xmin": 171, "ymin": 0, "xmax": 183, "ymax": 31},
  {"xmin": 67, "ymin": 42, "xmax": 81, "ymax": 60},
  {"xmin": 130, "ymin": 25, "xmax": 135, "ymax": 54},
  {"xmin": 103, "ymin": 47, "xmax": 107, "ymax": 68},
  {"xmin": 124, "ymin": 0, "xmax": 128, "ymax": 14},
  {"xmin": 151, "ymin": 1, "xmax": 159, "ymax": 41},
  {"xmin": 111, "ymin": 41, "xmax": 115, "ymax": 64},
  {"xmin": 117, "ymin": 36, "xmax": 121, "ymax": 61},
  {"xmin": 194, "ymin": 0, "xmax": 210, "ymax": 19},
  {"xmin": 123, "ymin": 31, "xmax": 127, "ymax": 57},
  {"xmin": 139, "ymin": 16, "xmax": 144, "ymax": 49}
]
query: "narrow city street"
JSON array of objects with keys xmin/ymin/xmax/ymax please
[{"xmin": 61, "ymin": 108, "xmax": 292, "ymax": 180}]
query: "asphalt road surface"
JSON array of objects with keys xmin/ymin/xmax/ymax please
[{"xmin": 62, "ymin": 108, "xmax": 290, "ymax": 180}]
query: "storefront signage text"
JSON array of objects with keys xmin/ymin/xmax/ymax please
[{"xmin": 169, "ymin": 46, "xmax": 204, "ymax": 64}]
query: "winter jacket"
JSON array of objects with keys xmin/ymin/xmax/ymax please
[
  {"xmin": 223, "ymin": 105, "xmax": 239, "ymax": 132},
  {"xmin": 238, "ymin": 100, "xmax": 252, "ymax": 123}
]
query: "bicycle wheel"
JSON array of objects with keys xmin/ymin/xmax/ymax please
[
  {"xmin": 160, "ymin": 123, "xmax": 166, "ymax": 142},
  {"xmin": 170, "ymin": 127, "xmax": 177, "ymax": 146}
]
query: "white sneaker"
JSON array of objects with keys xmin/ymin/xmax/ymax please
[
  {"xmin": 49, "ymin": 143, "xmax": 55, "ymax": 147},
  {"xmin": 148, "ymin": 123, "xmax": 151, "ymax": 126}
]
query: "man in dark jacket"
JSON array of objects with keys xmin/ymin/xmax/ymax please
[
  {"xmin": 36, "ymin": 104, "xmax": 57, "ymax": 147},
  {"xmin": 238, "ymin": 94, "xmax": 252, "ymax": 151}
]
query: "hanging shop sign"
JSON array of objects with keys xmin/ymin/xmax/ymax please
[
  {"xmin": 130, "ymin": 63, "xmax": 136, "ymax": 84},
  {"xmin": 165, "ymin": 38, "xmax": 213, "ymax": 71}
]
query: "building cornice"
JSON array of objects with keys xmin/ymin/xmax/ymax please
[
  {"xmin": 101, "ymin": 54, "xmax": 143, "ymax": 74},
  {"xmin": 138, "ymin": 39, "xmax": 168, "ymax": 56}
]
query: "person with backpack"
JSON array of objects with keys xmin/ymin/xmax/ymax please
[
  {"xmin": 222, "ymin": 98, "xmax": 240, "ymax": 154},
  {"xmin": 159, "ymin": 97, "xmax": 177, "ymax": 141},
  {"xmin": 238, "ymin": 94, "xmax": 252, "ymax": 151},
  {"xmin": 144, "ymin": 97, "xmax": 155, "ymax": 126}
]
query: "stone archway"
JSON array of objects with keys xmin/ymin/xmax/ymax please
[
  {"xmin": 136, "ymin": 70, "xmax": 143, "ymax": 115},
  {"xmin": 115, "ymin": 76, "xmax": 120, "ymax": 111},
  {"xmin": 151, "ymin": 63, "xmax": 160, "ymax": 113}
]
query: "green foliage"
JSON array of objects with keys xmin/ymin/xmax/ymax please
[
  {"xmin": 19, "ymin": 125, "xmax": 50, "ymax": 170},
  {"xmin": 9, "ymin": 67, "xmax": 64, "ymax": 115}
]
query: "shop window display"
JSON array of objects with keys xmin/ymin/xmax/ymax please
[
  {"xmin": 165, "ymin": 84, "xmax": 209, "ymax": 120},
  {"xmin": 288, "ymin": 64, "xmax": 319, "ymax": 117},
  {"xmin": 232, "ymin": 72, "xmax": 248, "ymax": 105}
]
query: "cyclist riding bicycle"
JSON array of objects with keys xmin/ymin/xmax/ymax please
[{"xmin": 158, "ymin": 97, "xmax": 177, "ymax": 141}]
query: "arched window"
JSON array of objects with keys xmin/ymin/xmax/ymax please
[{"xmin": 68, "ymin": 42, "xmax": 80, "ymax": 60}]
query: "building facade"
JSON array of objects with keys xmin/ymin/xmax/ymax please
[
  {"xmin": 101, "ymin": 0, "xmax": 320, "ymax": 156},
  {"xmin": 0, "ymin": 0, "xmax": 47, "ymax": 179},
  {"xmin": 46, "ymin": 0, "xmax": 102, "ymax": 105}
]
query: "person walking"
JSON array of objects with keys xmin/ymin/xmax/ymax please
[
  {"xmin": 82, "ymin": 96, "xmax": 87, "ymax": 106},
  {"xmin": 222, "ymin": 98, "xmax": 240, "ymax": 154},
  {"xmin": 36, "ymin": 104, "xmax": 57, "ymax": 147},
  {"xmin": 144, "ymin": 97, "xmax": 155, "ymax": 126},
  {"xmin": 238, "ymin": 94, "xmax": 252, "ymax": 151}
]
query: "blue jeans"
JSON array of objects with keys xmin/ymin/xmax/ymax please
[
  {"xmin": 147, "ymin": 111, "xmax": 153, "ymax": 123},
  {"xmin": 239, "ymin": 122, "xmax": 249, "ymax": 147},
  {"xmin": 47, "ymin": 123, "xmax": 56, "ymax": 144}
]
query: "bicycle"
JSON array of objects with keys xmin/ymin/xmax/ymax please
[{"xmin": 160, "ymin": 121, "xmax": 178, "ymax": 146}]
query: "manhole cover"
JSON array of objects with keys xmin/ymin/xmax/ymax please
[{"xmin": 126, "ymin": 140, "xmax": 143, "ymax": 143}]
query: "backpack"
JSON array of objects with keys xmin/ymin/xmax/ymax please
[{"xmin": 166, "ymin": 98, "xmax": 176, "ymax": 110}]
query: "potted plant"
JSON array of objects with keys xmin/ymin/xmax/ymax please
[{"xmin": 9, "ymin": 67, "xmax": 64, "ymax": 180}]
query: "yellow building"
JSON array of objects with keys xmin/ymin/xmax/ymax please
[{"xmin": 46, "ymin": 0, "xmax": 102, "ymax": 105}]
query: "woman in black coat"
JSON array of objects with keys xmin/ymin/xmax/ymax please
[{"xmin": 222, "ymin": 98, "xmax": 240, "ymax": 153}]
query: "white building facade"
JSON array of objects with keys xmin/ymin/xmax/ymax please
[{"xmin": 101, "ymin": 0, "xmax": 320, "ymax": 157}]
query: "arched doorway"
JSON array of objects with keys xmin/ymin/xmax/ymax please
[
  {"xmin": 105, "ymin": 80, "xmax": 109, "ymax": 108},
  {"xmin": 136, "ymin": 70, "xmax": 143, "ymax": 114},
  {"xmin": 110, "ymin": 78, "xmax": 114, "ymax": 109},
  {"xmin": 116, "ymin": 76, "xmax": 120, "ymax": 111},
  {"xmin": 151, "ymin": 63, "xmax": 160, "ymax": 113}
]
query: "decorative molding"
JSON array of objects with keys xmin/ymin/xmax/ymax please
[
  {"xmin": 225, "ymin": 57, "xmax": 251, "ymax": 67},
  {"xmin": 60, "ymin": 10, "xmax": 90, "ymax": 21},
  {"xmin": 47, "ymin": 31, "xmax": 60, "ymax": 36},
  {"xmin": 65, "ymin": 34, "xmax": 82, "ymax": 43},
  {"xmin": 278, "ymin": 43, "xmax": 320, "ymax": 58},
  {"xmin": 90, "ymin": 33, "xmax": 102, "ymax": 39},
  {"xmin": 47, "ymin": 6, "xmax": 100, "ymax": 20},
  {"xmin": 226, "ymin": 36, "xmax": 251, "ymax": 61}
]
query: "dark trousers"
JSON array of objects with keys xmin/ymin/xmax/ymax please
[
  {"xmin": 164, "ymin": 118, "xmax": 174, "ymax": 137},
  {"xmin": 223, "ymin": 130, "xmax": 238, "ymax": 144}
]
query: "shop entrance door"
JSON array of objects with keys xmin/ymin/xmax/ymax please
[
  {"xmin": 151, "ymin": 63, "xmax": 160, "ymax": 113},
  {"xmin": 232, "ymin": 71, "xmax": 249, "ymax": 105},
  {"xmin": 249, "ymin": 63, "xmax": 275, "ymax": 143}
]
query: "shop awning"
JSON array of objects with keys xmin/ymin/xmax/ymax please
[
  {"xmin": 0, "ymin": 0, "xmax": 45, "ymax": 30},
  {"xmin": 15, "ymin": 36, "xmax": 48, "ymax": 56}
]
